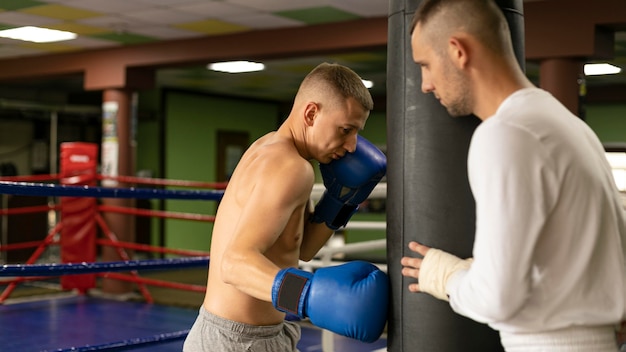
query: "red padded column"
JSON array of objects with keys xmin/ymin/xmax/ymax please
[{"xmin": 60, "ymin": 142, "xmax": 98, "ymax": 293}]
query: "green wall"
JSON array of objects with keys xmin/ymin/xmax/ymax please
[
  {"xmin": 586, "ymin": 103, "xmax": 626, "ymax": 143},
  {"xmin": 361, "ymin": 110, "xmax": 387, "ymax": 145},
  {"xmin": 162, "ymin": 91, "xmax": 280, "ymax": 251},
  {"xmin": 135, "ymin": 118, "xmax": 162, "ymax": 247}
]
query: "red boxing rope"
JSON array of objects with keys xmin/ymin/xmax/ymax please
[
  {"xmin": 0, "ymin": 239, "xmax": 56, "ymax": 252},
  {"xmin": 98, "ymin": 174, "xmax": 228, "ymax": 190},
  {"xmin": 0, "ymin": 174, "xmax": 61, "ymax": 182},
  {"xmin": 99, "ymin": 272, "xmax": 206, "ymax": 293},
  {"xmin": 0, "ymin": 204, "xmax": 59, "ymax": 216},
  {"xmin": 0, "ymin": 276, "xmax": 50, "ymax": 286},
  {"xmin": 97, "ymin": 239, "xmax": 208, "ymax": 257},
  {"xmin": 98, "ymin": 205, "xmax": 216, "ymax": 222}
]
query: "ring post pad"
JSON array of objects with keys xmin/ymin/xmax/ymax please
[{"xmin": 272, "ymin": 268, "xmax": 313, "ymax": 317}]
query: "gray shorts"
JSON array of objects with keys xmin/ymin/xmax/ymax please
[{"xmin": 183, "ymin": 307, "xmax": 301, "ymax": 352}]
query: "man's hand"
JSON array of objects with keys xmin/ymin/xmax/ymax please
[
  {"xmin": 400, "ymin": 241, "xmax": 431, "ymax": 293},
  {"xmin": 401, "ymin": 241, "xmax": 473, "ymax": 301}
]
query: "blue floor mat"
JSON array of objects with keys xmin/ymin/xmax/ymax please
[{"xmin": 0, "ymin": 295, "xmax": 387, "ymax": 351}]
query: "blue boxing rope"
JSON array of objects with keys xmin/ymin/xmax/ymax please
[
  {"xmin": 0, "ymin": 257, "xmax": 210, "ymax": 277},
  {"xmin": 45, "ymin": 330, "xmax": 190, "ymax": 352},
  {"xmin": 0, "ymin": 181, "xmax": 224, "ymax": 201}
]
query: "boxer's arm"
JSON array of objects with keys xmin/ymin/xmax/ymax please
[
  {"xmin": 220, "ymin": 157, "xmax": 314, "ymax": 302},
  {"xmin": 300, "ymin": 219, "xmax": 334, "ymax": 261},
  {"xmin": 299, "ymin": 199, "xmax": 334, "ymax": 261}
]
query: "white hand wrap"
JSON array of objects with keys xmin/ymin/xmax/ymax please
[{"xmin": 419, "ymin": 248, "xmax": 473, "ymax": 301}]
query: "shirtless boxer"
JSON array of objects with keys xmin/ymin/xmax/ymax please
[{"xmin": 184, "ymin": 62, "xmax": 388, "ymax": 352}]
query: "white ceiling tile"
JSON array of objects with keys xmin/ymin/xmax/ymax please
[
  {"xmin": 331, "ymin": 0, "xmax": 388, "ymax": 17},
  {"xmin": 133, "ymin": 0, "xmax": 201, "ymax": 6},
  {"xmin": 58, "ymin": 0, "xmax": 153, "ymax": 14},
  {"xmin": 78, "ymin": 15, "xmax": 153, "ymax": 32},
  {"xmin": 226, "ymin": 13, "xmax": 304, "ymax": 29},
  {"xmin": 66, "ymin": 36, "xmax": 119, "ymax": 49},
  {"xmin": 0, "ymin": 46, "xmax": 45, "ymax": 58},
  {"xmin": 225, "ymin": 0, "xmax": 332, "ymax": 12},
  {"xmin": 126, "ymin": 25, "xmax": 204, "ymax": 40},
  {"xmin": 177, "ymin": 2, "xmax": 254, "ymax": 18},
  {"xmin": 0, "ymin": 38, "xmax": 16, "ymax": 45},
  {"xmin": 124, "ymin": 8, "xmax": 205, "ymax": 25},
  {"xmin": 37, "ymin": 0, "xmax": 78, "ymax": 3},
  {"xmin": 0, "ymin": 12, "xmax": 61, "ymax": 27}
]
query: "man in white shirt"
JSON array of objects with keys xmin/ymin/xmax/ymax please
[{"xmin": 400, "ymin": 0, "xmax": 626, "ymax": 350}]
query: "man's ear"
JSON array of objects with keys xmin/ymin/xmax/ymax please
[
  {"xmin": 448, "ymin": 35, "xmax": 470, "ymax": 69},
  {"xmin": 304, "ymin": 102, "xmax": 318, "ymax": 126}
]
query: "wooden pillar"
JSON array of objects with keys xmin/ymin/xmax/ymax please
[
  {"xmin": 539, "ymin": 58, "xmax": 585, "ymax": 117},
  {"xmin": 100, "ymin": 89, "xmax": 137, "ymax": 294}
]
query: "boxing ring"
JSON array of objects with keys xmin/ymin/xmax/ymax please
[{"xmin": 0, "ymin": 142, "xmax": 388, "ymax": 351}]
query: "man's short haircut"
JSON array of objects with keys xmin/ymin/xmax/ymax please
[
  {"xmin": 298, "ymin": 62, "xmax": 374, "ymax": 111},
  {"xmin": 411, "ymin": 0, "xmax": 513, "ymax": 57}
]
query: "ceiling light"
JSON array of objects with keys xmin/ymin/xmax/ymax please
[
  {"xmin": 0, "ymin": 26, "xmax": 77, "ymax": 43},
  {"xmin": 362, "ymin": 79, "xmax": 374, "ymax": 89},
  {"xmin": 208, "ymin": 61, "xmax": 265, "ymax": 73},
  {"xmin": 584, "ymin": 63, "xmax": 622, "ymax": 76}
]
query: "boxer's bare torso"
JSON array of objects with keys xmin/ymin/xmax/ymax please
[{"xmin": 203, "ymin": 132, "xmax": 314, "ymax": 326}]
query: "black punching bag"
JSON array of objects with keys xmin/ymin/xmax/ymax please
[{"xmin": 386, "ymin": 1, "xmax": 525, "ymax": 351}]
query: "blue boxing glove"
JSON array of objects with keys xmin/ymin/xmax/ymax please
[
  {"xmin": 272, "ymin": 261, "xmax": 389, "ymax": 343},
  {"xmin": 312, "ymin": 135, "xmax": 386, "ymax": 230}
]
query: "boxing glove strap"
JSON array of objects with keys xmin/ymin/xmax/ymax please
[
  {"xmin": 272, "ymin": 268, "xmax": 312, "ymax": 317},
  {"xmin": 312, "ymin": 192, "xmax": 359, "ymax": 230}
]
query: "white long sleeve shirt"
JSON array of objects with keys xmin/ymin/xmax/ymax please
[{"xmin": 447, "ymin": 88, "xmax": 626, "ymax": 334}]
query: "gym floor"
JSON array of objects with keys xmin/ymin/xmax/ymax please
[{"xmin": 0, "ymin": 294, "xmax": 388, "ymax": 351}]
